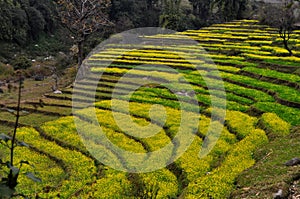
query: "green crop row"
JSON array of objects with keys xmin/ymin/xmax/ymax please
[
  {"xmin": 208, "ymin": 54, "xmax": 245, "ymax": 61},
  {"xmin": 244, "ymin": 53, "xmax": 300, "ymax": 63},
  {"xmin": 15, "ymin": 127, "xmax": 97, "ymax": 198},
  {"xmin": 105, "ymin": 45, "xmax": 207, "ymax": 55},
  {"xmin": 196, "ymin": 33, "xmax": 248, "ymax": 40},
  {"xmin": 224, "ymin": 82, "xmax": 275, "ymax": 102},
  {"xmin": 202, "ymin": 27, "xmax": 265, "ymax": 33},
  {"xmin": 133, "ymin": 82, "xmax": 250, "ymax": 107},
  {"xmin": 225, "ymin": 111, "xmax": 257, "ymax": 139},
  {"xmin": 1, "ymin": 142, "xmax": 65, "ymax": 197},
  {"xmin": 139, "ymin": 169, "xmax": 179, "ymax": 198},
  {"xmin": 253, "ymin": 102, "xmax": 300, "ymax": 126},
  {"xmin": 73, "ymin": 84, "xmax": 131, "ymax": 96},
  {"xmin": 200, "ymin": 43, "xmax": 260, "ymax": 51},
  {"xmin": 90, "ymin": 59, "xmax": 196, "ymax": 69},
  {"xmin": 143, "ymin": 34, "xmax": 190, "ymax": 40},
  {"xmin": 94, "ymin": 99, "xmax": 199, "ymax": 134},
  {"xmin": 213, "ymin": 58, "xmax": 258, "ymax": 67},
  {"xmin": 242, "ymin": 67, "xmax": 300, "ymax": 84},
  {"xmin": 182, "ymin": 129, "xmax": 268, "ymax": 199},
  {"xmin": 75, "ymin": 108, "xmax": 148, "ymax": 153},
  {"xmin": 75, "ymin": 168, "xmax": 133, "ymax": 198},
  {"xmin": 175, "ymin": 134, "xmax": 235, "ymax": 187},
  {"xmin": 95, "ymin": 49, "xmax": 196, "ymax": 60},
  {"xmin": 248, "ymin": 35, "xmax": 273, "ymax": 40},
  {"xmin": 42, "ymin": 116, "xmax": 127, "ymax": 169},
  {"xmin": 175, "ymin": 136, "xmax": 212, "ymax": 184},
  {"xmin": 218, "ymin": 71, "xmax": 300, "ymax": 104},
  {"xmin": 41, "ymin": 116, "xmax": 87, "ymax": 152},
  {"xmin": 263, "ymin": 59, "xmax": 300, "ymax": 67},
  {"xmin": 274, "ymin": 38, "xmax": 300, "ymax": 44},
  {"xmin": 244, "ymin": 40, "xmax": 273, "ymax": 45},
  {"xmin": 258, "ymin": 113, "xmax": 291, "ymax": 138},
  {"xmin": 203, "ymin": 108, "xmax": 258, "ymax": 139},
  {"xmin": 124, "ymin": 86, "xmax": 248, "ymax": 112},
  {"xmin": 42, "ymin": 117, "xmax": 135, "ymax": 198},
  {"xmin": 261, "ymin": 46, "xmax": 291, "ymax": 56}
]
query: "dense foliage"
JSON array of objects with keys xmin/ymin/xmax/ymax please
[{"xmin": 0, "ymin": 0, "xmax": 57, "ymax": 44}]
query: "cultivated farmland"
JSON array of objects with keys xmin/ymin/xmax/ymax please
[{"xmin": 0, "ymin": 20, "xmax": 299, "ymax": 198}]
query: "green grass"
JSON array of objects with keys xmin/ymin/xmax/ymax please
[
  {"xmin": 0, "ymin": 124, "xmax": 13, "ymax": 133},
  {"xmin": 0, "ymin": 111, "xmax": 58, "ymax": 126},
  {"xmin": 6, "ymin": 104, "xmax": 72, "ymax": 116},
  {"xmin": 232, "ymin": 131, "xmax": 300, "ymax": 198}
]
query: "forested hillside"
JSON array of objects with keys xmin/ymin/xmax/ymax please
[{"xmin": 0, "ymin": 0, "xmax": 256, "ymax": 61}]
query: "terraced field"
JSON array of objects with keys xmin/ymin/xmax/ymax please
[{"xmin": 0, "ymin": 20, "xmax": 299, "ymax": 198}]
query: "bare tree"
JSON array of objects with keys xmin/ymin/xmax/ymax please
[
  {"xmin": 260, "ymin": 0, "xmax": 296, "ymax": 56},
  {"xmin": 56, "ymin": 0, "xmax": 112, "ymax": 68},
  {"xmin": 279, "ymin": 0, "xmax": 295, "ymax": 56}
]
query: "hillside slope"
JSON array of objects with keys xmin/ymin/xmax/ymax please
[{"xmin": 0, "ymin": 20, "xmax": 299, "ymax": 198}]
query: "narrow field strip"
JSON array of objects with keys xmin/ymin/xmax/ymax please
[
  {"xmin": 181, "ymin": 129, "xmax": 268, "ymax": 198},
  {"xmin": 0, "ymin": 144, "xmax": 66, "ymax": 197},
  {"xmin": 0, "ymin": 111, "xmax": 58, "ymax": 127},
  {"xmin": 241, "ymin": 67, "xmax": 300, "ymax": 88},
  {"xmin": 207, "ymin": 71, "xmax": 300, "ymax": 107},
  {"xmin": 15, "ymin": 127, "xmax": 97, "ymax": 198},
  {"xmin": 5, "ymin": 104, "xmax": 72, "ymax": 116}
]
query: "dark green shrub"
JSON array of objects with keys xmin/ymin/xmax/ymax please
[
  {"xmin": 0, "ymin": 62, "xmax": 14, "ymax": 80},
  {"xmin": 11, "ymin": 55, "xmax": 32, "ymax": 70}
]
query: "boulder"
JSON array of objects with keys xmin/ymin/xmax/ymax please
[
  {"xmin": 53, "ymin": 90, "xmax": 62, "ymax": 94},
  {"xmin": 285, "ymin": 158, "xmax": 300, "ymax": 166},
  {"xmin": 273, "ymin": 189, "xmax": 283, "ymax": 199},
  {"xmin": 34, "ymin": 75, "xmax": 44, "ymax": 81}
]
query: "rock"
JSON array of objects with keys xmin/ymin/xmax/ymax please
[
  {"xmin": 242, "ymin": 187, "xmax": 251, "ymax": 191},
  {"xmin": 0, "ymin": 88, "xmax": 3, "ymax": 93},
  {"xmin": 175, "ymin": 90, "xmax": 195, "ymax": 97},
  {"xmin": 273, "ymin": 189, "xmax": 283, "ymax": 199},
  {"xmin": 58, "ymin": 51, "xmax": 67, "ymax": 57},
  {"xmin": 34, "ymin": 75, "xmax": 44, "ymax": 81},
  {"xmin": 53, "ymin": 90, "xmax": 62, "ymax": 94},
  {"xmin": 285, "ymin": 158, "xmax": 300, "ymax": 166}
]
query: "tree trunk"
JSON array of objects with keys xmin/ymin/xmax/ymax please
[
  {"xmin": 283, "ymin": 37, "xmax": 293, "ymax": 56},
  {"xmin": 281, "ymin": 29, "xmax": 293, "ymax": 56},
  {"xmin": 76, "ymin": 36, "xmax": 88, "ymax": 79},
  {"xmin": 77, "ymin": 39, "xmax": 84, "ymax": 69}
]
